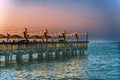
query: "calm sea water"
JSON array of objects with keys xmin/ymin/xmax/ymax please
[{"xmin": 0, "ymin": 42, "xmax": 120, "ymax": 80}]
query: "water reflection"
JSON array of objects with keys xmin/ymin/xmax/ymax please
[{"xmin": 0, "ymin": 53, "xmax": 88, "ymax": 80}]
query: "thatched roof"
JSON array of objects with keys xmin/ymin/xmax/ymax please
[
  {"xmin": 10, "ymin": 35, "xmax": 23, "ymax": 38},
  {"xmin": 0, "ymin": 34, "xmax": 7, "ymax": 38},
  {"xmin": 29, "ymin": 35, "xmax": 42, "ymax": 39}
]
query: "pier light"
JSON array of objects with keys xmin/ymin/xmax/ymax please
[{"xmin": 75, "ymin": 32, "xmax": 78, "ymax": 34}]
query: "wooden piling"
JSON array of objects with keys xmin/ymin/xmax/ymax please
[
  {"xmin": 16, "ymin": 52, "xmax": 22, "ymax": 64},
  {"xmin": 28, "ymin": 51, "xmax": 33, "ymax": 62},
  {"xmin": 37, "ymin": 50, "xmax": 43, "ymax": 61},
  {"xmin": 5, "ymin": 52, "xmax": 9, "ymax": 66}
]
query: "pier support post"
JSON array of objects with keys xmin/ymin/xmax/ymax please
[
  {"xmin": 55, "ymin": 50, "xmax": 60, "ymax": 60},
  {"xmin": 71, "ymin": 49, "xmax": 74, "ymax": 57},
  {"xmin": 5, "ymin": 53, "xmax": 9, "ymax": 66},
  {"xmin": 16, "ymin": 52, "xmax": 22, "ymax": 64},
  {"xmin": 50, "ymin": 51, "xmax": 53, "ymax": 59},
  {"xmin": 10, "ymin": 52, "xmax": 13, "ymax": 62},
  {"xmin": 45, "ymin": 51, "xmax": 50, "ymax": 60},
  {"xmin": 37, "ymin": 52, "xmax": 43, "ymax": 61},
  {"xmin": 28, "ymin": 51, "xmax": 33, "ymax": 62},
  {"xmin": 66, "ymin": 49, "xmax": 70, "ymax": 58},
  {"xmin": 82, "ymin": 49, "xmax": 84, "ymax": 56},
  {"xmin": 10, "ymin": 44, "xmax": 13, "ymax": 62},
  {"xmin": 80, "ymin": 49, "xmax": 84, "ymax": 56},
  {"xmin": 75, "ymin": 49, "xmax": 77, "ymax": 56},
  {"xmin": 62, "ymin": 50, "xmax": 66, "ymax": 58},
  {"xmin": 79, "ymin": 49, "xmax": 82, "ymax": 56}
]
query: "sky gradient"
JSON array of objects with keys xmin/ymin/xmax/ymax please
[{"xmin": 0, "ymin": 0, "xmax": 120, "ymax": 40}]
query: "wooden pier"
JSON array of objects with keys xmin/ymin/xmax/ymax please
[
  {"xmin": 0, "ymin": 28, "xmax": 89, "ymax": 66},
  {"xmin": 0, "ymin": 41, "xmax": 88, "ymax": 66}
]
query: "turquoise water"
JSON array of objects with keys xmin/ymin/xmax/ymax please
[{"xmin": 0, "ymin": 42, "xmax": 120, "ymax": 80}]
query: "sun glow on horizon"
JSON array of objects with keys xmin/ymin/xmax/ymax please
[{"xmin": 0, "ymin": 1, "xmax": 11, "ymax": 31}]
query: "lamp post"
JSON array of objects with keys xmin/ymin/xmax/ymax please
[
  {"xmin": 62, "ymin": 30, "xmax": 66, "ymax": 42},
  {"xmin": 7, "ymin": 33, "xmax": 10, "ymax": 42},
  {"xmin": 44, "ymin": 29, "xmax": 48, "ymax": 42},
  {"xmin": 75, "ymin": 32, "xmax": 78, "ymax": 42},
  {"xmin": 23, "ymin": 28, "xmax": 29, "ymax": 43}
]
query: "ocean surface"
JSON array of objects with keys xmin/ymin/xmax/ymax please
[{"xmin": 0, "ymin": 42, "xmax": 120, "ymax": 80}]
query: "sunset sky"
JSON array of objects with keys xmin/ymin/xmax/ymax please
[{"xmin": 0, "ymin": 0, "xmax": 120, "ymax": 40}]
